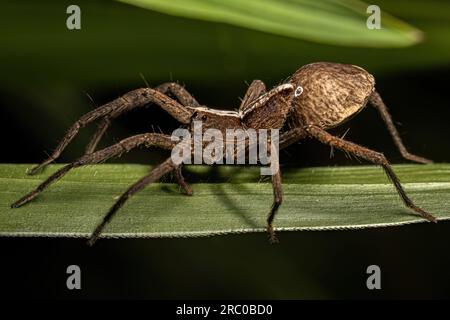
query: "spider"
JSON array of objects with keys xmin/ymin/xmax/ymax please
[{"xmin": 11, "ymin": 62, "xmax": 436, "ymax": 245}]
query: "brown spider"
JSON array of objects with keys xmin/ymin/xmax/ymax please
[{"xmin": 11, "ymin": 62, "xmax": 436, "ymax": 245}]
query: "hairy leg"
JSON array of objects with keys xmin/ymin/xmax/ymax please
[
  {"xmin": 267, "ymin": 169, "xmax": 283, "ymax": 243},
  {"xmin": 279, "ymin": 127, "xmax": 308, "ymax": 150},
  {"xmin": 81, "ymin": 84, "xmax": 200, "ymax": 191},
  {"xmin": 84, "ymin": 84, "xmax": 199, "ymax": 155},
  {"xmin": 84, "ymin": 117, "xmax": 111, "ymax": 155},
  {"xmin": 87, "ymin": 157, "xmax": 177, "ymax": 246},
  {"xmin": 28, "ymin": 88, "xmax": 193, "ymax": 175},
  {"xmin": 369, "ymin": 91, "xmax": 432, "ymax": 164},
  {"xmin": 306, "ymin": 125, "xmax": 436, "ymax": 222},
  {"xmin": 155, "ymin": 82, "xmax": 201, "ymax": 108},
  {"xmin": 11, "ymin": 133, "xmax": 176, "ymax": 208},
  {"xmin": 175, "ymin": 166, "xmax": 193, "ymax": 196}
]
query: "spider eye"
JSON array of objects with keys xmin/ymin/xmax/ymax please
[
  {"xmin": 191, "ymin": 111, "xmax": 198, "ymax": 119},
  {"xmin": 201, "ymin": 115, "xmax": 208, "ymax": 121},
  {"xmin": 294, "ymin": 86, "xmax": 303, "ymax": 97}
]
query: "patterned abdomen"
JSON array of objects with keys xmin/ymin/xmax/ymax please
[{"xmin": 290, "ymin": 62, "xmax": 375, "ymax": 129}]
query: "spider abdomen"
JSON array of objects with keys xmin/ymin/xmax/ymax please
[{"xmin": 290, "ymin": 62, "xmax": 375, "ymax": 129}]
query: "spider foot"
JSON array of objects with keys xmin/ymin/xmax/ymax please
[
  {"xmin": 402, "ymin": 152, "xmax": 433, "ymax": 164},
  {"xmin": 87, "ymin": 223, "xmax": 104, "ymax": 247},
  {"xmin": 27, "ymin": 161, "xmax": 52, "ymax": 175},
  {"xmin": 179, "ymin": 182, "xmax": 193, "ymax": 196},
  {"xmin": 10, "ymin": 192, "xmax": 36, "ymax": 208},
  {"xmin": 411, "ymin": 205, "xmax": 437, "ymax": 223},
  {"xmin": 175, "ymin": 167, "xmax": 193, "ymax": 196},
  {"xmin": 267, "ymin": 225, "xmax": 279, "ymax": 244}
]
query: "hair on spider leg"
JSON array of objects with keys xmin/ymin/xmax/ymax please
[
  {"xmin": 347, "ymin": 152, "xmax": 362, "ymax": 163},
  {"xmin": 330, "ymin": 127, "xmax": 351, "ymax": 159},
  {"xmin": 139, "ymin": 73, "xmax": 150, "ymax": 88},
  {"xmin": 84, "ymin": 91, "xmax": 97, "ymax": 108},
  {"xmin": 329, "ymin": 148, "xmax": 335, "ymax": 159}
]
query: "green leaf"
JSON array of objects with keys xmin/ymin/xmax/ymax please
[
  {"xmin": 118, "ymin": 0, "xmax": 423, "ymax": 47},
  {"xmin": 1, "ymin": 164, "xmax": 449, "ymax": 239}
]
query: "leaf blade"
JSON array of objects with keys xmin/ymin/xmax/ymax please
[
  {"xmin": 117, "ymin": 0, "xmax": 423, "ymax": 47},
  {"xmin": 1, "ymin": 164, "xmax": 449, "ymax": 238}
]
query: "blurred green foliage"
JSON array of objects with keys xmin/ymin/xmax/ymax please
[
  {"xmin": 119, "ymin": 0, "xmax": 423, "ymax": 47},
  {"xmin": 1, "ymin": 0, "xmax": 450, "ymax": 90}
]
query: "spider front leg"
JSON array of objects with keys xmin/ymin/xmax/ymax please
[
  {"xmin": 155, "ymin": 82, "xmax": 201, "ymax": 108},
  {"xmin": 267, "ymin": 169, "xmax": 283, "ymax": 243},
  {"xmin": 84, "ymin": 117, "xmax": 111, "ymax": 155},
  {"xmin": 84, "ymin": 83, "xmax": 200, "ymax": 155},
  {"xmin": 369, "ymin": 91, "xmax": 433, "ymax": 164},
  {"xmin": 280, "ymin": 128, "xmax": 308, "ymax": 149},
  {"xmin": 306, "ymin": 125, "xmax": 437, "ymax": 222},
  {"xmin": 11, "ymin": 133, "xmax": 178, "ymax": 208},
  {"xmin": 27, "ymin": 88, "xmax": 193, "ymax": 175},
  {"xmin": 88, "ymin": 157, "xmax": 177, "ymax": 246},
  {"xmin": 81, "ymin": 84, "xmax": 200, "ymax": 193}
]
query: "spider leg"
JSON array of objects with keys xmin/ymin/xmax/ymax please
[
  {"xmin": 267, "ymin": 169, "xmax": 282, "ymax": 244},
  {"xmin": 82, "ymin": 84, "xmax": 199, "ymax": 192},
  {"xmin": 239, "ymin": 80, "xmax": 267, "ymax": 112},
  {"xmin": 154, "ymin": 83, "xmax": 199, "ymax": 193},
  {"xmin": 84, "ymin": 83, "xmax": 199, "ymax": 155},
  {"xmin": 84, "ymin": 117, "xmax": 111, "ymax": 155},
  {"xmin": 175, "ymin": 166, "xmax": 193, "ymax": 196},
  {"xmin": 87, "ymin": 157, "xmax": 177, "ymax": 246},
  {"xmin": 369, "ymin": 91, "xmax": 433, "ymax": 164},
  {"xmin": 155, "ymin": 82, "xmax": 201, "ymax": 108},
  {"xmin": 27, "ymin": 88, "xmax": 194, "ymax": 175},
  {"xmin": 11, "ymin": 133, "xmax": 177, "ymax": 208},
  {"xmin": 306, "ymin": 125, "xmax": 437, "ymax": 222},
  {"xmin": 279, "ymin": 128, "xmax": 308, "ymax": 149}
]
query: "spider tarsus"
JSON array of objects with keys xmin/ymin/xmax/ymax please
[
  {"xmin": 180, "ymin": 182, "xmax": 193, "ymax": 196},
  {"xmin": 267, "ymin": 226, "xmax": 279, "ymax": 244},
  {"xmin": 10, "ymin": 202, "xmax": 21, "ymax": 209},
  {"xmin": 175, "ymin": 167, "xmax": 193, "ymax": 196},
  {"xmin": 86, "ymin": 235, "xmax": 97, "ymax": 247},
  {"xmin": 27, "ymin": 158, "xmax": 56, "ymax": 175},
  {"xmin": 268, "ymin": 234, "xmax": 279, "ymax": 244},
  {"xmin": 26, "ymin": 165, "xmax": 45, "ymax": 176},
  {"xmin": 86, "ymin": 237, "xmax": 96, "ymax": 247},
  {"xmin": 403, "ymin": 152, "xmax": 433, "ymax": 165},
  {"xmin": 411, "ymin": 206, "xmax": 437, "ymax": 223},
  {"xmin": 87, "ymin": 224, "xmax": 104, "ymax": 246},
  {"xmin": 10, "ymin": 193, "xmax": 35, "ymax": 208},
  {"xmin": 183, "ymin": 187, "xmax": 193, "ymax": 196}
]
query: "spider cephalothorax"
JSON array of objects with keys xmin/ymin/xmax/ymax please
[{"xmin": 11, "ymin": 62, "xmax": 436, "ymax": 245}]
